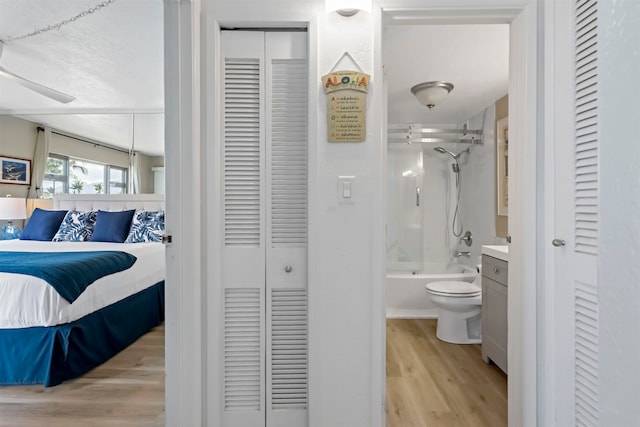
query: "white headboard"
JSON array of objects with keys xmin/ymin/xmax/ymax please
[{"xmin": 53, "ymin": 194, "xmax": 164, "ymax": 211}]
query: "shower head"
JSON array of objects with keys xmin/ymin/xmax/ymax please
[
  {"xmin": 433, "ymin": 146, "xmax": 470, "ymax": 160},
  {"xmin": 433, "ymin": 146, "xmax": 456, "ymax": 158}
]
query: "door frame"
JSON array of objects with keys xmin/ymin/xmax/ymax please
[
  {"xmin": 164, "ymin": 0, "xmax": 205, "ymax": 426},
  {"xmin": 376, "ymin": 2, "xmax": 540, "ymax": 426}
]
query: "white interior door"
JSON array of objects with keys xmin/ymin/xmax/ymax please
[
  {"xmin": 264, "ymin": 32, "xmax": 309, "ymax": 427},
  {"xmin": 221, "ymin": 30, "xmax": 308, "ymax": 427},
  {"xmin": 550, "ymin": 1, "xmax": 600, "ymax": 425}
]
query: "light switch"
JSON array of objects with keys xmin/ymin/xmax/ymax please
[
  {"xmin": 338, "ymin": 176, "xmax": 355, "ymax": 202},
  {"xmin": 343, "ymin": 182, "xmax": 351, "ymax": 198}
]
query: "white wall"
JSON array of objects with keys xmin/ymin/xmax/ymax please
[
  {"xmin": 598, "ymin": 1, "xmax": 640, "ymax": 424},
  {"xmin": 315, "ymin": 11, "xmax": 382, "ymax": 425}
]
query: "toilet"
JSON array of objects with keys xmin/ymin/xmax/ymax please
[{"xmin": 425, "ymin": 267, "xmax": 482, "ymax": 344}]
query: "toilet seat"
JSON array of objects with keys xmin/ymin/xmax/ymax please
[{"xmin": 426, "ymin": 281, "xmax": 481, "ymax": 297}]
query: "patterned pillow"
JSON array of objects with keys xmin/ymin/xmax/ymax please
[
  {"xmin": 125, "ymin": 210, "xmax": 165, "ymax": 243},
  {"xmin": 52, "ymin": 210, "xmax": 98, "ymax": 242}
]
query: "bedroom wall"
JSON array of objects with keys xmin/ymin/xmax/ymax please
[
  {"xmin": 0, "ymin": 116, "xmax": 159, "ymax": 200},
  {"xmin": 0, "ymin": 116, "xmax": 37, "ymax": 228},
  {"xmin": 137, "ymin": 153, "xmax": 154, "ymax": 193},
  {"xmin": 49, "ymin": 133, "xmax": 158, "ymax": 194},
  {"xmin": 50, "ymin": 132, "xmax": 130, "ymax": 168}
]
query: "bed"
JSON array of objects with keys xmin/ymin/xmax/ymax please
[{"xmin": 0, "ymin": 194, "xmax": 165, "ymax": 386}]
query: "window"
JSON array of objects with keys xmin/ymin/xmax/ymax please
[{"xmin": 43, "ymin": 155, "xmax": 128, "ymax": 197}]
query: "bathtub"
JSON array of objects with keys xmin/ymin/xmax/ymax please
[{"xmin": 386, "ymin": 263, "xmax": 478, "ymax": 318}]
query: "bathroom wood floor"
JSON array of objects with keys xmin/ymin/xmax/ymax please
[
  {"xmin": 0, "ymin": 324, "xmax": 165, "ymax": 427},
  {"xmin": 386, "ymin": 319, "xmax": 507, "ymax": 427}
]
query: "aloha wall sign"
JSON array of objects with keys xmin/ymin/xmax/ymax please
[{"xmin": 322, "ymin": 71, "xmax": 370, "ymax": 142}]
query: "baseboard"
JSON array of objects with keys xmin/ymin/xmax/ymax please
[{"xmin": 385, "ymin": 309, "xmax": 438, "ymax": 319}]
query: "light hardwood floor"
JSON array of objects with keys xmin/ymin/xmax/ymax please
[
  {"xmin": 386, "ymin": 319, "xmax": 507, "ymax": 427},
  {"xmin": 0, "ymin": 324, "xmax": 165, "ymax": 427},
  {"xmin": 0, "ymin": 320, "xmax": 504, "ymax": 427}
]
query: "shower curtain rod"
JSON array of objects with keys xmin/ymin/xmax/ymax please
[
  {"xmin": 388, "ymin": 124, "xmax": 484, "ymax": 145},
  {"xmin": 388, "ymin": 137, "xmax": 483, "ymax": 145},
  {"xmin": 388, "ymin": 125, "xmax": 483, "ymax": 135}
]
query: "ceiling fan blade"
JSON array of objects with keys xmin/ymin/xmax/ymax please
[{"xmin": 0, "ymin": 65, "xmax": 75, "ymax": 104}]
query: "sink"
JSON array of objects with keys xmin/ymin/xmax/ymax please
[{"xmin": 481, "ymin": 245, "xmax": 509, "ymax": 262}]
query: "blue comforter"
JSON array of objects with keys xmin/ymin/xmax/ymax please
[{"xmin": 0, "ymin": 251, "xmax": 137, "ymax": 303}]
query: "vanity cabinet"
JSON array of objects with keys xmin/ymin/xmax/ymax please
[{"xmin": 482, "ymin": 254, "xmax": 508, "ymax": 374}]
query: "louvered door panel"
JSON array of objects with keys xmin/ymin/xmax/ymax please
[
  {"xmin": 224, "ymin": 288, "xmax": 263, "ymax": 411},
  {"xmin": 271, "ymin": 289, "xmax": 308, "ymax": 409},
  {"xmin": 270, "ymin": 58, "xmax": 308, "ymax": 248},
  {"xmin": 224, "ymin": 58, "xmax": 261, "ymax": 247},
  {"xmin": 573, "ymin": 1, "xmax": 599, "ymax": 426},
  {"xmin": 574, "ymin": 0, "xmax": 598, "ymax": 256},
  {"xmin": 221, "ymin": 31, "xmax": 266, "ymax": 427},
  {"xmin": 265, "ymin": 32, "xmax": 309, "ymax": 427},
  {"xmin": 575, "ymin": 281, "xmax": 599, "ymax": 427}
]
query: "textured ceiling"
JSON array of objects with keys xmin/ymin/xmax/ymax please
[
  {"xmin": 0, "ymin": 0, "xmax": 164, "ymax": 156},
  {"xmin": 0, "ymin": 3, "xmax": 508, "ymax": 156}
]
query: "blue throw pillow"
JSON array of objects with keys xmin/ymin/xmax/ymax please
[
  {"xmin": 20, "ymin": 208, "xmax": 68, "ymax": 241},
  {"xmin": 53, "ymin": 210, "xmax": 98, "ymax": 242},
  {"xmin": 89, "ymin": 209, "xmax": 136, "ymax": 243},
  {"xmin": 125, "ymin": 210, "xmax": 165, "ymax": 243}
]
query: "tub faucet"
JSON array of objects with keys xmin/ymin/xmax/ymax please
[{"xmin": 455, "ymin": 251, "xmax": 471, "ymax": 258}]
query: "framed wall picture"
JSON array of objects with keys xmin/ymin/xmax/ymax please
[
  {"xmin": 496, "ymin": 117, "xmax": 508, "ymax": 216},
  {"xmin": 0, "ymin": 156, "xmax": 31, "ymax": 185}
]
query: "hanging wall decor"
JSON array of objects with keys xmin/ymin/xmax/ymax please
[
  {"xmin": 322, "ymin": 53, "xmax": 370, "ymax": 142},
  {"xmin": 0, "ymin": 156, "xmax": 31, "ymax": 185}
]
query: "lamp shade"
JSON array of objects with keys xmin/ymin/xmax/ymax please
[
  {"xmin": 411, "ymin": 81, "xmax": 454, "ymax": 109},
  {"xmin": 0, "ymin": 197, "xmax": 27, "ymax": 220},
  {"xmin": 26, "ymin": 198, "xmax": 54, "ymax": 218},
  {"xmin": 326, "ymin": 0, "xmax": 372, "ymax": 16}
]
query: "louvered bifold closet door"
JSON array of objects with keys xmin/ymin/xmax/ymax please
[
  {"xmin": 265, "ymin": 32, "xmax": 309, "ymax": 427},
  {"xmin": 221, "ymin": 30, "xmax": 266, "ymax": 427},
  {"xmin": 573, "ymin": 1, "xmax": 600, "ymax": 426}
]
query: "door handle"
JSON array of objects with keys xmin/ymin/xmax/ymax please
[
  {"xmin": 284, "ymin": 265, "xmax": 293, "ymax": 273},
  {"xmin": 552, "ymin": 238, "xmax": 566, "ymax": 247}
]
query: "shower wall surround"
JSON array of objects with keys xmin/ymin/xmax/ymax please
[
  {"xmin": 421, "ymin": 104, "xmax": 497, "ymax": 267},
  {"xmin": 460, "ymin": 104, "xmax": 498, "ymax": 261},
  {"xmin": 387, "ymin": 102, "xmax": 499, "ymax": 273}
]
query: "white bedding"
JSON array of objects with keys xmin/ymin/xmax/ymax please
[{"xmin": 0, "ymin": 240, "xmax": 165, "ymax": 328}]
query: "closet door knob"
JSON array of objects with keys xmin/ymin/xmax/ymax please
[
  {"xmin": 552, "ymin": 239, "xmax": 566, "ymax": 247},
  {"xmin": 284, "ymin": 265, "xmax": 293, "ymax": 273}
]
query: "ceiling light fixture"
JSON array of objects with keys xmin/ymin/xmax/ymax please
[
  {"xmin": 326, "ymin": 0, "xmax": 372, "ymax": 17},
  {"xmin": 410, "ymin": 81, "xmax": 454, "ymax": 110}
]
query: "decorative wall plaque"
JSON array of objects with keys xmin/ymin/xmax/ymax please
[{"xmin": 322, "ymin": 70, "xmax": 370, "ymax": 142}]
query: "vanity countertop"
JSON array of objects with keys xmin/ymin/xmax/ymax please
[{"xmin": 481, "ymin": 245, "xmax": 509, "ymax": 262}]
